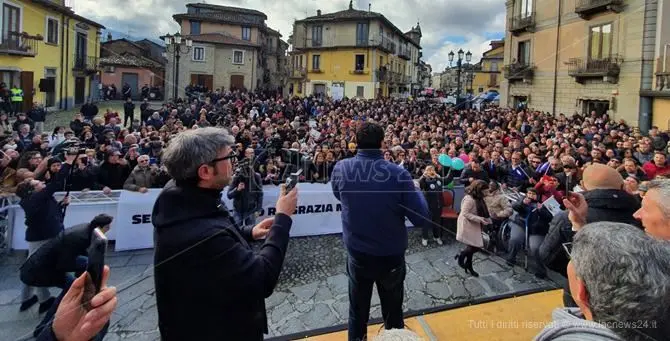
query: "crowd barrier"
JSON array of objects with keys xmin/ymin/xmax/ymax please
[{"xmin": 7, "ymin": 183, "xmax": 465, "ymax": 251}]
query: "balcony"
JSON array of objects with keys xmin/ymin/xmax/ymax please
[
  {"xmin": 509, "ymin": 12, "xmax": 536, "ymax": 36},
  {"xmin": 73, "ymin": 55, "xmax": 99, "ymax": 73},
  {"xmin": 398, "ymin": 48, "xmax": 411, "ymax": 60},
  {"xmin": 575, "ymin": 0, "xmax": 623, "ymax": 19},
  {"xmin": 289, "ymin": 67, "xmax": 306, "ymax": 79},
  {"xmin": 503, "ymin": 63, "xmax": 534, "ymax": 82},
  {"xmin": 373, "ymin": 39, "xmax": 395, "ymax": 54},
  {"xmin": 0, "ymin": 32, "xmax": 40, "ymax": 57},
  {"xmin": 263, "ymin": 45, "xmax": 284, "ymax": 56},
  {"xmin": 309, "ymin": 68, "xmax": 324, "ymax": 74},
  {"xmin": 349, "ymin": 68, "xmax": 369, "ymax": 75},
  {"xmin": 566, "ymin": 55, "xmax": 622, "ymax": 83},
  {"xmin": 375, "ymin": 68, "xmax": 388, "ymax": 82}
]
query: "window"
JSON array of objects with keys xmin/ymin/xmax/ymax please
[
  {"xmin": 312, "ymin": 25, "xmax": 322, "ymax": 46},
  {"xmin": 192, "ymin": 47, "xmax": 205, "ymax": 61},
  {"xmin": 589, "ymin": 23, "xmax": 612, "ymax": 60},
  {"xmin": 2, "ymin": 4, "xmax": 20, "ymax": 42},
  {"xmin": 75, "ymin": 32, "xmax": 87, "ymax": 68},
  {"xmin": 45, "ymin": 68, "xmax": 56, "ymax": 107},
  {"xmin": 356, "ymin": 23, "xmax": 368, "ymax": 46},
  {"xmin": 355, "ymin": 54, "xmax": 365, "ymax": 71},
  {"xmin": 517, "ymin": 41, "xmax": 530, "ymax": 65},
  {"xmin": 519, "ymin": 0, "xmax": 533, "ymax": 17},
  {"xmin": 478, "ymin": 87, "xmax": 484, "ymax": 93},
  {"xmin": 356, "ymin": 86, "xmax": 364, "ymax": 97},
  {"xmin": 490, "ymin": 62, "xmax": 498, "ymax": 72},
  {"xmin": 312, "ymin": 55, "xmax": 320, "ymax": 70},
  {"xmin": 242, "ymin": 26, "xmax": 251, "ymax": 41},
  {"xmin": 190, "ymin": 21, "xmax": 201, "ymax": 35},
  {"xmin": 46, "ymin": 17, "xmax": 58, "ymax": 44},
  {"xmin": 233, "ymin": 50, "xmax": 244, "ymax": 64}
]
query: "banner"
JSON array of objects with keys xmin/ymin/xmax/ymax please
[{"xmin": 114, "ymin": 183, "xmax": 346, "ymax": 251}]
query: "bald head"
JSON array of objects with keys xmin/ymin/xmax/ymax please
[{"xmin": 583, "ymin": 163, "xmax": 623, "ymax": 190}]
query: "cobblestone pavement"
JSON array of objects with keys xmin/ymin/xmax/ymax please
[{"xmin": 0, "ymin": 230, "xmax": 558, "ymax": 340}]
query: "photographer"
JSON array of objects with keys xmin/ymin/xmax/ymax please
[
  {"xmin": 227, "ymin": 151, "xmax": 263, "ymax": 227},
  {"xmin": 21, "ymin": 214, "xmax": 114, "ymax": 339},
  {"xmin": 15, "ymin": 153, "xmax": 76, "ymax": 313},
  {"xmin": 97, "ymin": 151, "xmax": 130, "ymax": 190},
  {"xmin": 69, "ymin": 153, "xmax": 112, "ymax": 193}
]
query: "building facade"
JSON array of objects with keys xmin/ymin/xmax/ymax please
[
  {"xmin": 501, "ymin": 0, "xmax": 654, "ymax": 126},
  {"xmin": 439, "ymin": 64, "xmax": 475, "ymax": 95},
  {"xmin": 166, "ymin": 3, "xmax": 288, "ymax": 99},
  {"xmin": 419, "ymin": 61, "xmax": 432, "ymax": 90},
  {"xmin": 288, "ymin": 2, "xmax": 422, "ymax": 99},
  {"xmin": 472, "ymin": 40, "xmax": 504, "ymax": 94},
  {"xmin": 100, "ymin": 36, "xmax": 166, "ymax": 100},
  {"xmin": 0, "ymin": 0, "xmax": 104, "ymax": 111}
]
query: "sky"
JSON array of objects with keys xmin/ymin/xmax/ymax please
[{"xmin": 74, "ymin": 0, "xmax": 505, "ymax": 73}]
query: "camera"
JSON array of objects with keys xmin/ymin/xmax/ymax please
[
  {"xmin": 234, "ymin": 158, "xmax": 252, "ymax": 178},
  {"xmin": 61, "ymin": 139, "xmax": 86, "ymax": 157}
]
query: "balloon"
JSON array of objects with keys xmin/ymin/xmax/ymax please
[
  {"xmin": 438, "ymin": 154, "xmax": 452, "ymax": 167},
  {"xmin": 451, "ymin": 158, "xmax": 465, "ymax": 171},
  {"xmin": 459, "ymin": 154, "xmax": 470, "ymax": 164}
]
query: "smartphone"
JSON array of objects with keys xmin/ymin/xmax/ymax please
[
  {"xmin": 82, "ymin": 228, "xmax": 107, "ymax": 311},
  {"xmin": 149, "ymin": 157, "xmax": 157, "ymax": 165},
  {"xmin": 562, "ymin": 242, "xmax": 573, "ymax": 259},
  {"xmin": 285, "ymin": 169, "xmax": 302, "ymax": 192}
]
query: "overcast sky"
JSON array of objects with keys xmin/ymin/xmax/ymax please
[{"xmin": 75, "ymin": 0, "xmax": 505, "ymax": 73}]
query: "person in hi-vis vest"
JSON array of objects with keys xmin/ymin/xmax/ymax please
[{"xmin": 10, "ymin": 84, "xmax": 23, "ymax": 117}]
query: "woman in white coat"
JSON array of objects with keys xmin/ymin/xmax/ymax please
[{"xmin": 455, "ymin": 180, "xmax": 492, "ymax": 277}]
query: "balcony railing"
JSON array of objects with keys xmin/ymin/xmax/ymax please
[
  {"xmin": 288, "ymin": 67, "xmax": 306, "ymax": 79},
  {"xmin": 0, "ymin": 31, "xmax": 39, "ymax": 57},
  {"xmin": 398, "ymin": 48, "xmax": 411, "ymax": 60},
  {"xmin": 373, "ymin": 39, "xmax": 395, "ymax": 54},
  {"xmin": 575, "ymin": 0, "xmax": 623, "ymax": 19},
  {"xmin": 375, "ymin": 68, "xmax": 388, "ymax": 82},
  {"xmin": 73, "ymin": 55, "xmax": 99, "ymax": 72},
  {"xmin": 509, "ymin": 12, "xmax": 536, "ymax": 35},
  {"xmin": 566, "ymin": 55, "xmax": 622, "ymax": 83},
  {"xmin": 655, "ymin": 53, "xmax": 670, "ymax": 91},
  {"xmin": 503, "ymin": 63, "xmax": 534, "ymax": 82}
]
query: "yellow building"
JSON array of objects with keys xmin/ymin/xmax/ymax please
[
  {"xmin": 472, "ymin": 40, "xmax": 503, "ymax": 94},
  {"xmin": 0, "ymin": 0, "xmax": 104, "ymax": 112},
  {"xmin": 288, "ymin": 1, "xmax": 422, "ymax": 99}
]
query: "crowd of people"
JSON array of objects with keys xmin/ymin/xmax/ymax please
[{"xmin": 3, "ymin": 88, "xmax": 670, "ymax": 340}]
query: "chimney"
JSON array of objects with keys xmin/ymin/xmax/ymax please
[{"xmin": 317, "ymin": 9, "xmax": 321, "ymax": 16}]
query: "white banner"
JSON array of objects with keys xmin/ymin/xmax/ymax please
[{"xmin": 113, "ymin": 183, "xmax": 345, "ymax": 251}]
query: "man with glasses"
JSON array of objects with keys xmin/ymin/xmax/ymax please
[
  {"xmin": 534, "ymin": 222, "xmax": 670, "ymax": 341},
  {"xmin": 123, "ymin": 154, "xmax": 158, "ymax": 193},
  {"xmin": 152, "ymin": 127, "xmax": 297, "ymax": 341}
]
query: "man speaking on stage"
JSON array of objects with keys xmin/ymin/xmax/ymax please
[
  {"xmin": 331, "ymin": 121, "xmax": 429, "ymax": 341},
  {"xmin": 151, "ymin": 127, "xmax": 297, "ymax": 341}
]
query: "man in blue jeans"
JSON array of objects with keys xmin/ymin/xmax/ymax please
[{"xmin": 331, "ymin": 122, "xmax": 429, "ymax": 341}]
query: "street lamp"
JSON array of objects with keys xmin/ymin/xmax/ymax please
[
  {"xmin": 163, "ymin": 32, "xmax": 192, "ymax": 101},
  {"xmin": 448, "ymin": 48, "xmax": 472, "ymax": 107}
]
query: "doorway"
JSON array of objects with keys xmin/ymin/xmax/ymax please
[
  {"xmin": 44, "ymin": 68, "xmax": 57, "ymax": 108},
  {"xmin": 584, "ymin": 100, "xmax": 609, "ymax": 116},
  {"xmin": 121, "ymin": 73, "xmax": 139, "ymax": 100},
  {"xmin": 20, "ymin": 71, "xmax": 34, "ymax": 112},
  {"xmin": 74, "ymin": 77, "xmax": 85, "ymax": 105},
  {"xmin": 313, "ymin": 84, "xmax": 326, "ymax": 97},
  {"xmin": 230, "ymin": 75, "xmax": 245, "ymax": 90}
]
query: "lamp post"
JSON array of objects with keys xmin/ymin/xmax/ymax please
[
  {"xmin": 163, "ymin": 32, "xmax": 192, "ymax": 101},
  {"xmin": 448, "ymin": 48, "xmax": 472, "ymax": 107}
]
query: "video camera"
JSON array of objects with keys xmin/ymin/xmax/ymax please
[{"xmin": 60, "ymin": 139, "xmax": 87, "ymax": 157}]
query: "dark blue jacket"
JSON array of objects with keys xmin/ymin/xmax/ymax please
[
  {"xmin": 20, "ymin": 163, "xmax": 70, "ymax": 242},
  {"xmin": 331, "ymin": 150, "xmax": 429, "ymax": 256}
]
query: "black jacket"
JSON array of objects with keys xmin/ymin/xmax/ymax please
[
  {"xmin": 152, "ymin": 180, "xmax": 292, "ymax": 341},
  {"xmin": 538, "ymin": 189, "xmax": 641, "ymax": 275},
  {"xmin": 511, "ymin": 198, "xmax": 553, "ymax": 236},
  {"xmin": 20, "ymin": 164, "xmax": 70, "ymax": 242},
  {"xmin": 97, "ymin": 162, "xmax": 130, "ymax": 190},
  {"xmin": 419, "ymin": 175, "xmax": 444, "ymax": 210},
  {"xmin": 20, "ymin": 223, "xmax": 93, "ymax": 288},
  {"xmin": 227, "ymin": 172, "xmax": 263, "ymax": 214},
  {"xmin": 28, "ymin": 107, "xmax": 46, "ymax": 122},
  {"xmin": 124, "ymin": 102, "xmax": 135, "ymax": 117},
  {"xmin": 81, "ymin": 103, "xmax": 98, "ymax": 118}
]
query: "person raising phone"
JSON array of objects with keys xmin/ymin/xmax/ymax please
[
  {"xmin": 20, "ymin": 214, "xmax": 114, "ymax": 338},
  {"xmin": 152, "ymin": 127, "xmax": 297, "ymax": 341}
]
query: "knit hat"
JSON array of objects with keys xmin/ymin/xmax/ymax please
[{"xmin": 90, "ymin": 214, "xmax": 113, "ymax": 229}]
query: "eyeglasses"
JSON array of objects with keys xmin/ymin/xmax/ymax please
[{"xmin": 209, "ymin": 151, "xmax": 238, "ymax": 165}]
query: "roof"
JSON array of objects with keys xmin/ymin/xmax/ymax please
[
  {"xmin": 99, "ymin": 53, "xmax": 163, "ymax": 68},
  {"xmin": 186, "ymin": 33, "xmax": 259, "ymax": 48},
  {"xmin": 297, "ymin": 8, "xmax": 420, "ymax": 48},
  {"xmin": 173, "ymin": 13, "xmax": 266, "ymax": 28},
  {"xmin": 186, "ymin": 3, "xmax": 267, "ymax": 19},
  {"xmin": 102, "ymin": 38, "xmax": 146, "ymax": 52},
  {"xmin": 30, "ymin": 0, "xmax": 105, "ymax": 28},
  {"xmin": 265, "ymin": 27, "xmax": 282, "ymax": 37}
]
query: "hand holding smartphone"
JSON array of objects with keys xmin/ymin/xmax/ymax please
[
  {"xmin": 285, "ymin": 169, "xmax": 302, "ymax": 193},
  {"xmin": 82, "ymin": 228, "xmax": 107, "ymax": 311}
]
